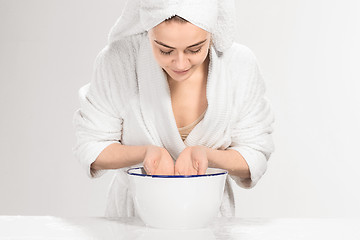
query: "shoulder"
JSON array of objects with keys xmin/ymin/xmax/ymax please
[
  {"xmin": 87, "ymin": 34, "xmax": 145, "ymax": 113},
  {"xmin": 220, "ymin": 43, "xmax": 265, "ymax": 97},
  {"xmin": 222, "ymin": 42, "xmax": 259, "ymax": 68},
  {"xmin": 218, "ymin": 42, "xmax": 261, "ymax": 85},
  {"xmin": 94, "ymin": 33, "xmax": 145, "ymax": 67}
]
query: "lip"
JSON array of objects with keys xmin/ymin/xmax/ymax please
[{"xmin": 172, "ymin": 68, "xmax": 190, "ymax": 74}]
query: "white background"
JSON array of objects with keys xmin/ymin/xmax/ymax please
[{"xmin": 0, "ymin": 0, "xmax": 359, "ymax": 217}]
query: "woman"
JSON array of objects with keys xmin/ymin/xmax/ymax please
[{"xmin": 73, "ymin": 0, "xmax": 274, "ymax": 218}]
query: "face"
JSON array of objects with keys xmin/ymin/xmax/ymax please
[{"xmin": 148, "ymin": 20, "xmax": 211, "ymax": 83}]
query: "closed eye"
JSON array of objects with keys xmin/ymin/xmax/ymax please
[
  {"xmin": 189, "ymin": 48, "xmax": 202, "ymax": 54},
  {"xmin": 159, "ymin": 47, "xmax": 202, "ymax": 55},
  {"xmin": 160, "ymin": 49, "xmax": 173, "ymax": 55}
]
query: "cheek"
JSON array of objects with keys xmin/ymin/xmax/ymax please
[
  {"xmin": 157, "ymin": 56, "xmax": 170, "ymax": 68},
  {"xmin": 193, "ymin": 51, "xmax": 209, "ymax": 66}
]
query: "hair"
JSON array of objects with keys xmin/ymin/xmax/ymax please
[{"xmin": 164, "ymin": 15, "xmax": 189, "ymax": 23}]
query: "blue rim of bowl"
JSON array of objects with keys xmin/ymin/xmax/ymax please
[{"xmin": 127, "ymin": 167, "xmax": 228, "ymax": 178}]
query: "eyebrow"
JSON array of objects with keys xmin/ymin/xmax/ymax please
[{"xmin": 154, "ymin": 39, "xmax": 207, "ymax": 49}]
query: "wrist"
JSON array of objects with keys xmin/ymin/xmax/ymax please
[
  {"xmin": 142, "ymin": 145, "xmax": 150, "ymax": 160},
  {"xmin": 204, "ymin": 147, "xmax": 217, "ymax": 168}
]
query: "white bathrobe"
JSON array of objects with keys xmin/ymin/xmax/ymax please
[{"xmin": 73, "ymin": 31, "xmax": 274, "ymax": 217}]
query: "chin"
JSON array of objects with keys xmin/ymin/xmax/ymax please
[
  {"xmin": 169, "ymin": 73, "xmax": 191, "ymax": 82},
  {"xmin": 170, "ymin": 74, "xmax": 191, "ymax": 82}
]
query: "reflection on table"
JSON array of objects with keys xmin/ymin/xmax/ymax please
[{"xmin": 0, "ymin": 216, "xmax": 359, "ymax": 240}]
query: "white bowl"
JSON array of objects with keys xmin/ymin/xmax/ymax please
[{"xmin": 127, "ymin": 167, "xmax": 228, "ymax": 229}]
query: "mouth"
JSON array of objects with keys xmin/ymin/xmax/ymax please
[{"xmin": 172, "ymin": 68, "xmax": 190, "ymax": 74}]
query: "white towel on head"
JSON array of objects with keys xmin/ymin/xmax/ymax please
[{"xmin": 108, "ymin": 0, "xmax": 235, "ymax": 52}]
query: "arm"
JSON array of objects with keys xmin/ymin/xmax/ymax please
[
  {"xmin": 174, "ymin": 145, "xmax": 250, "ymax": 178},
  {"xmin": 73, "ymin": 41, "xmax": 137, "ymax": 178},
  {"xmin": 74, "ymin": 40, "xmax": 175, "ymax": 177},
  {"xmin": 91, "ymin": 143, "xmax": 175, "ymax": 176},
  {"xmin": 225, "ymin": 47, "xmax": 274, "ymax": 188},
  {"xmin": 206, "ymin": 148, "xmax": 250, "ymax": 179},
  {"xmin": 90, "ymin": 143, "xmax": 147, "ymax": 171}
]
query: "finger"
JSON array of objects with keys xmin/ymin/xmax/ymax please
[
  {"xmin": 193, "ymin": 161, "xmax": 199, "ymax": 171},
  {"xmin": 168, "ymin": 166, "xmax": 175, "ymax": 175},
  {"xmin": 144, "ymin": 166, "xmax": 152, "ymax": 175},
  {"xmin": 144, "ymin": 162, "xmax": 154, "ymax": 175},
  {"xmin": 174, "ymin": 163, "xmax": 182, "ymax": 175},
  {"xmin": 197, "ymin": 160, "xmax": 208, "ymax": 175},
  {"xmin": 191, "ymin": 168, "xmax": 198, "ymax": 176},
  {"xmin": 181, "ymin": 166, "xmax": 194, "ymax": 176}
]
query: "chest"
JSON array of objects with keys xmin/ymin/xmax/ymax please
[{"xmin": 170, "ymin": 85, "xmax": 208, "ymax": 128}]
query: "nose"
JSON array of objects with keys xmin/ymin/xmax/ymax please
[{"xmin": 173, "ymin": 52, "xmax": 189, "ymax": 71}]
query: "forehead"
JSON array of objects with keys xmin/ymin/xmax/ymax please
[{"xmin": 150, "ymin": 21, "xmax": 209, "ymax": 47}]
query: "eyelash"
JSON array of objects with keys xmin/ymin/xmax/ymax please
[{"xmin": 160, "ymin": 48, "xmax": 202, "ymax": 55}]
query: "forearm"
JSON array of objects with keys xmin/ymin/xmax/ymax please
[
  {"xmin": 91, "ymin": 143, "xmax": 147, "ymax": 171},
  {"xmin": 206, "ymin": 147, "xmax": 251, "ymax": 179}
]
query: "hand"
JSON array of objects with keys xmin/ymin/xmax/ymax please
[
  {"xmin": 174, "ymin": 146, "xmax": 209, "ymax": 175},
  {"xmin": 143, "ymin": 145, "xmax": 175, "ymax": 175}
]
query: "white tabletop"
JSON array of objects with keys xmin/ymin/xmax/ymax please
[{"xmin": 0, "ymin": 216, "xmax": 359, "ymax": 240}]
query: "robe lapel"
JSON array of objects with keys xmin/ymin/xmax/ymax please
[
  {"xmin": 185, "ymin": 46, "xmax": 232, "ymax": 150},
  {"xmin": 137, "ymin": 33, "xmax": 186, "ymax": 160}
]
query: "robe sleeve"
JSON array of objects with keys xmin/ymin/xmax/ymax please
[
  {"xmin": 227, "ymin": 50, "xmax": 275, "ymax": 189},
  {"xmin": 73, "ymin": 45, "xmax": 125, "ymax": 179}
]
